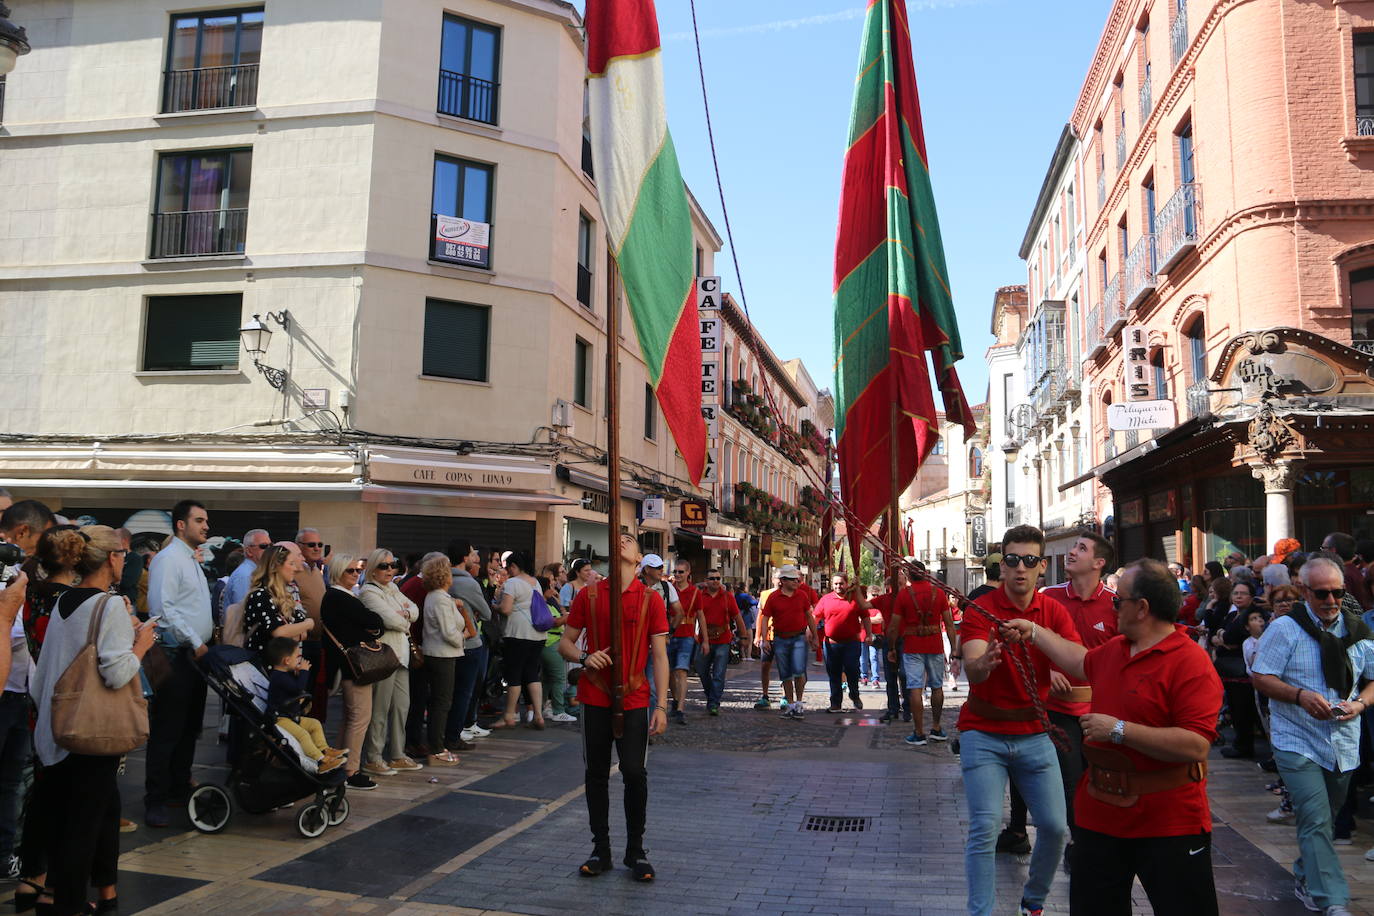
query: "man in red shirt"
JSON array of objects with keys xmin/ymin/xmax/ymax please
[
  {"xmin": 1002, "ymin": 532, "xmax": 1117, "ymax": 860},
  {"xmin": 693, "ymin": 568, "xmax": 750, "ymax": 715},
  {"xmin": 868, "ymin": 575, "xmax": 911, "ymax": 723},
  {"xmin": 559, "ymin": 532, "xmax": 669, "ymax": 882},
  {"xmin": 958, "ymin": 525, "xmax": 1081, "ymax": 916},
  {"xmin": 814, "ymin": 573, "xmax": 873, "ymax": 713},
  {"xmin": 1002, "ymin": 558, "xmax": 1223, "ymax": 915},
  {"xmin": 756, "ymin": 564, "xmax": 818, "ymax": 718},
  {"xmin": 667, "ymin": 560, "xmax": 707, "ymax": 724},
  {"xmin": 887, "ymin": 558, "xmax": 959, "ymax": 745}
]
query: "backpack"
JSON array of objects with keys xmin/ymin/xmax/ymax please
[{"xmin": 530, "ymin": 589, "xmax": 555, "ymax": 632}]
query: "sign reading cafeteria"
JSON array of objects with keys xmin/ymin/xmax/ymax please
[
  {"xmin": 432, "ymin": 215, "xmax": 491, "ymax": 269},
  {"xmin": 696, "ymin": 275, "xmax": 720, "ymax": 310}
]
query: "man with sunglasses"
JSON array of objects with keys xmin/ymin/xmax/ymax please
[
  {"xmin": 293, "ymin": 529, "xmax": 331, "ymax": 724},
  {"xmin": 885, "ymin": 558, "xmax": 958, "ymax": 744},
  {"xmin": 695, "ymin": 569, "xmax": 749, "ymax": 715},
  {"xmin": 222, "ymin": 528, "xmax": 270, "ymax": 614},
  {"xmin": 667, "ymin": 561, "xmax": 707, "ymax": 724},
  {"xmin": 1251, "ymin": 556, "xmax": 1374, "ymax": 916},
  {"xmin": 956, "ymin": 525, "xmax": 1081, "ymax": 916},
  {"xmin": 757, "ymin": 565, "xmax": 818, "ymax": 719},
  {"xmin": 998, "ymin": 558, "xmax": 1222, "ymax": 915}
]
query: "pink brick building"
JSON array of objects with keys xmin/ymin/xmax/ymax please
[{"xmin": 1074, "ymin": 0, "xmax": 1374, "ymax": 565}]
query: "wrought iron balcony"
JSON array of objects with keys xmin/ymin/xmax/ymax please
[
  {"xmin": 1171, "ymin": 6, "xmax": 1189, "ymax": 66},
  {"xmin": 1359, "ymin": 111, "xmax": 1374, "ymax": 137},
  {"xmin": 1124, "ymin": 234, "xmax": 1157, "ymax": 309},
  {"xmin": 1353, "ymin": 339, "xmax": 1374, "ymax": 356},
  {"xmin": 437, "ymin": 70, "xmax": 499, "ymax": 125},
  {"xmin": 161, "ymin": 64, "xmax": 259, "ymax": 113},
  {"xmin": 1124, "ymin": 428, "xmax": 1140, "ymax": 449},
  {"xmin": 1103, "ymin": 272, "xmax": 1126, "ymax": 339},
  {"xmin": 149, "ymin": 208, "xmax": 248, "ymax": 259},
  {"xmin": 1097, "ymin": 171, "xmax": 1107, "ymax": 210},
  {"xmin": 1085, "ymin": 304, "xmax": 1106, "ymax": 359},
  {"xmin": 1116, "ymin": 130, "xmax": 1128, "ymax": 170},
  {"xmin": 1060, "ymin": 362, "xmax": 1082, "ymax": 400},
  {"xmin": 1186, "ymin": 378, "xmax": 1212, "ymax": 419},
  {"xmin": 1156, "ymin": 182, "xmax": 1200, "ymax": 272},
  {"xmin": 1138, "ymin": 72, "xmax": 1153, "ymax": 125},
  {"xmin": 1102, "ymin": 437, "xmax": 1118, "ymax": 462}
]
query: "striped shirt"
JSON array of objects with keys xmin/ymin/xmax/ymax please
[{"xmin": 1252, "ymin": 607, "xmax": 1374, "ymax": 772}]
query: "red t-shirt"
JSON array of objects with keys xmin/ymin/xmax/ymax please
[
  {"xmin": 761, "ymin": 588, "xmax": 812, "ymax": 635},
  {"xmin": 815, "ymin": 592, "xmax": 866, "ymax": 642},
  {"xmin": 566, "ymin": 579, "xmax": 669, "ymax": 710},
  {"xmin": 1040, "ymin": 581, "xmax": 1118, "ymax": 716},
  {"xmin": 869, "ymin": 590, "xmax": 912, "ymax": 640},
  {"xmin": 700, "ymin": 588, "xmax": 737, "ymax": 645},
  {"xmin": 866, "ymin": 596, "xmax": 887, "ymax": 638},
  {"xmin": 1178, "ymin": 592, "xmax": 1201, "ymax": 627},
  {"xmin": 673, "ymin": 583, "xmax": 702, "ymax": 639},
  {"xmin": 956, "ymin": 587, "xmax": 1082, "ymax": 736},
  {"xmin": 399, "ymin": 575, "xmax": 429, "ymax": 641},
  {"xmin": 1076, "ymin": 630, "xmax": 1222, "ymax": 838},
  {"xmin": 896, "ymin": 581, "xmax": 949, "ymax": 654}
]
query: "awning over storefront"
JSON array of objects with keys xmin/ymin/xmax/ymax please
[
  {"xmin": 703, "ymin": 535, "xmax": 742, "ymax": 550},
  {"xmin": 360, "ymin": 484, "xmax": 580, "ymax": 509},
  {"xmin": 556, "ymin": 465, "xmax": 649, "ymax": 501},
  {"xmin": 0, "ymin": 444, "xmax": 358, "ymax": 482}
]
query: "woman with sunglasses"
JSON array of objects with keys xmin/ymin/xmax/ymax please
[
  {"xmin": 1211, "ymin": 579, "xmax": 1262, "ymax": 758},
  {"xmin": 242, "ymin": 545, "xmax": 314, "ymax": 657},
  {"xmin": 321, "ymin": 554, "xmax": 385, "ymax": 790},
  {"xmin": 359, "ymin": 549, "xmax": 423, "ymax": 775}
]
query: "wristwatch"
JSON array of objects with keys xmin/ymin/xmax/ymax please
[
  {"xmin": 1109, "ymin": 719, "xmax": 1126, "ymax": 745},
  {"xmin": 579, "ymin": 650, "xmax": 588, "ymax": 665}
]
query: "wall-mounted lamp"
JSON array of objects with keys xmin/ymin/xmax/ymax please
[
  {"xmin": 0, "ymin": 4, "xmax": 31, "ymax": 78},
  {"xmin": 239, "ymin": 310, "xmax": 291, "ymax": 390}
]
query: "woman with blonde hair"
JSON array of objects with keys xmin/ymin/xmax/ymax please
[
  {"xmin": 29, "ymin": 526, "xmax": 156, "ymax": 916},
  {"xmin": 242, "ymin": 545, "xmax": 314, "ymax": 657},
  {"xmin": 359, "ymin": 548, "xmax": 422, "ymax": 775},
  {"xmin": 420, "ymin": 556, "xmax": 470, "ymax": 768}
]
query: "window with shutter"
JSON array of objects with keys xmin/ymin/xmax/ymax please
[
  {"xmin": 423, "ymin": 298, "xmax": 489, "ymax": 382},
  {"xmin": 142, "ymin": 294, "xmax": 242, "ymax": 371}
]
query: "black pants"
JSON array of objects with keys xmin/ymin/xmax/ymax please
[
  {"xmin": 824, "ymin": 640, "xmax": 862, "ymax": 709},
  {"xmin": 405, "ymin": 662, "xmax": 431, "ymax": 748},
  {"xmin": 17, "ymin": 762, "xmax": 49, "ymax": 881},
  {"xmin": 302, "ymin": 640, "xmax": 327, "ymax": 726},
  {"xmin": 46, "ymin": 754, "xmax": 121, "ymax": 916},
  {"xmin": 1224, "ymin": 680, "xmax": 1257, "ymax": 754},
  {"xmin": 881, "ymin": 638, "xmax": 909, "ymax": 716},
  {"xmin": 144, "ymin": 647, "xmax": 207, "ymax": 807},
  {"xmin": 1009, "ymin": 710, "xmax": 1084, "ymax": 836},
  {"xmin": 1070, "ymin": 827, "xmax": 1218, "ymax": 915},
  {"xmin": 0, "ymin": 691, "xmax": 33, "ymax": 856},
  {"xmin": 424, "ymin": 656, "xmax": 457, "ymax": 751},
  {"xmin": 581, "ymin": 704, "xmax": 648, "ymax": 856}
]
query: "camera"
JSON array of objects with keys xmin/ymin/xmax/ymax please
[{"xmin": 0, "ymin": 543, "xmax": 21, "ymax": 569}]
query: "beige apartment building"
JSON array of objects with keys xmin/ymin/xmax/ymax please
[{"xmin": 0, "ymin": 0, "xmax": 746, "ymax": 566}]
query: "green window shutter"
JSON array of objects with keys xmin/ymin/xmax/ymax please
[
  {"xmin": 423, "ymin": 298, "xmax": 488, "ymax": 381},
  {"xmin": 144, "ymin": 294, "xmax": 242, "ymax": 371}
]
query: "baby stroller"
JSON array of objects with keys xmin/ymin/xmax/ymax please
[{"xmin": 185, "ymin": 645, "xmax": 349, "ymax": 838}]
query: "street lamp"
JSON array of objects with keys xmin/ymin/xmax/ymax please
[
  {"xmin": 0, "ymin": 3, "xmax": 31, "ymax": 77},
  {"xmin": 238, "ymin": 310, "xmax": 291, "ymax": 390}
]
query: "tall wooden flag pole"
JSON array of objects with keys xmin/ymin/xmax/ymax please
[{"xmin": 605, "ymin": 283, "xmax": 625, "ymax": 739}]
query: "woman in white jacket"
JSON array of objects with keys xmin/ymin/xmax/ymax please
[
  {"xmin": 420, "ymin": 556, "xmax": 470, "ymax": 768},
  {"xmin": 358, "ymin": 548, "xmax": 422, "ymax": 775}
]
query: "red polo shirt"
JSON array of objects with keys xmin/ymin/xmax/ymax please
[
  {"xmin": 1076, "ymin": 630, "xmax": 1222, "ymax": 838},
  {"xmin": 761, "ymin": 588, "xmax": 812, "ymax": 635},
  {"xmin": 816, "ymin": 592, "xmax": 866, "ymax": 642},
  {"xmin": 956, "ymin": 586, "xmax": 1081, "ymax": 736},
  {"xmin": 672, "ymin": 583, "xmax": 702, "ymax": 639},
  {"xmin": 897, "ymin": 581, "xmax": 951, "ymax": 654},
  {"xmin": 1041, "ymin": 580, "xmax": 1118, "ymax": 716},
  {"xmin": 700, "ymin": 588, "xmax": 737, "ymax": 645},
  {"xmin": 566, "ymin": 579, "xmax": 669, "ymax": 711},
  {"xmin": 869, "ymin": 590, "xmax": 912, "ymax": 642}
]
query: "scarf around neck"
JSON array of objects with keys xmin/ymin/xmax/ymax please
[{"xmin": 1289, "ymin": 604, "xmax": 1372, "ymax": 697}]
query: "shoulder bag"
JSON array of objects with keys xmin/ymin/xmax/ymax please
[
  {"xmin": 51, "ymin": 594, "xmax": 150, "ymax": 756},
  {"xmin": 530, "ymin": 588, "xmax": 556, "ymax": 632},
  {"xmin": 323, "ymin": 623, "xmax": 401, "ymax": 687}
]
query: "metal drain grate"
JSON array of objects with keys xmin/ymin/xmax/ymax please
[{"xmin": 802, "ymin": 815, "xmax": 870, "ymax": 833}]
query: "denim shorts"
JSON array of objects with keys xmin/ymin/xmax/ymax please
[
  {"xmin": 902, "ymin": 652, "xmax": 946, "ymax": 689},
  {"xmin": 773, "ymin": 634, "xmax": 809, "ymax": 682},
  {"xmin": 668, "ymin": 636, "xmax": 697, "ymax": 671}
]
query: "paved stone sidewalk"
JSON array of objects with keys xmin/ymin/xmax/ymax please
[{"xmin": 96, "ymin": 658, "xmax": 1374, "ymax": 914}]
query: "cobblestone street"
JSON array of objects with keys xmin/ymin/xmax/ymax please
[{"xmin": 87, "ymin": 658, "xmax": 1374, "ymax": 915}]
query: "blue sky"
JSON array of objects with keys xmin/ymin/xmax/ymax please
[{"xmin": 593, "ymin": 0, "xmax": 1112, "ymax": 408}]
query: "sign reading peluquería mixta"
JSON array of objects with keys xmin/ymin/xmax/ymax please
[{"xmin": 433, "ymin": 214, "xmax": 491, "ymax": 269}]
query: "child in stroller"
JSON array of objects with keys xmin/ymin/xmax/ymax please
[
  {"xmin": 264, "ymin": 637, "xmax": 347, "ymax": 774},
  {"xmin": 186, "ymin": 644, "xmax": 349, "ymax": 838}
]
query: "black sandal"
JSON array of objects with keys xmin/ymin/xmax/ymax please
[
  {"xmin": 626, "ymin": 855, "xmax": 655, "ymax": 882},
  {"xmin": 95, "ymin": 898, "xmax": 118, "ymax": 914},
  {"xmin": 15, "ymin": 880, "xmax": 45, "ymax": 913},
  {"xmin": 579, "ymin": 850, "xmax": 612, "ymax": 877}
]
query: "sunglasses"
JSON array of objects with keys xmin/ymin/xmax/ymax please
[
  {"xmin": 1110, "ymin": 595, "xmax": 1140, "ymax": 610},
  {"xmin": 299, "ymin": 542, "xmax": 324, "ymax": 549},
  {"xmin": 344, "ymin": 566, "xmax": 364, "ymax": 575},
  {"xmin": 707, "ymin": 576, "xmax": 722, "ymax": 581},
  {"xmin": 378, "ymin": 561, "xmax": 403, "ymax": 571},
  {"xmin": 1003, "ymin": 553, "xmax": 1044, "ymax": 569},
  {"xmin": 250, "ymin": 542, "xmax": 272, "ymax": 549},
  {"xmin": 780, "ymin": 576, "xmax": 799, "ymax": 582},
  {"xmin": 1308, "ymin": 587, "xmax": 1347, "ymax": 601}
]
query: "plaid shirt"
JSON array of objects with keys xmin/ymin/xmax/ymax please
[{"xmin": 1252, "ymin": 607, "xmax": 1374, "ymax": 772}]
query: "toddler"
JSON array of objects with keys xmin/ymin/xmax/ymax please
[{"xmin": 265, "ymin": 637, "xmax": 345, "ymax": 773}]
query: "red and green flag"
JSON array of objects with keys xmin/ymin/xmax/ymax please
[
  {"xmin": 833, "ymin": 0, "xmax": 975, "ymax": 552},
  {"xmin": 585, "ymin": 0, "xmax": 707, "ymax": 484}
]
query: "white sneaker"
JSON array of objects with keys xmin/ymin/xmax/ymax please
[
  {"xmin": 1364, "ymin": 846, "xmax": 1374, "ymax": 862},
  {"xmin": 542, "ymin": 704, "xmax": 554, "ymax": 718},
  {"xmin": 468, "ymin": 724, "xmax": 491, "ymax": 738},
  {"xmin": 1324, "ymin": 905, "xmax": 1352, "ymax": 916},
  {"xmin": 1295, "ymin": 878, "xmax": 1319, "ymax": 912},
  {"xmin": 459, "ymin": 728, "xmax": 476, "ymax": 742},
  {"xmin": 523, "ymin": 709, "xmax": 534, "ymax": 723},
  {"xmin": 1267, "ymin": 805, "xmax": 1295, "ymax": 823},
  {"xmin": 550, "ymin": 712, "xmax": 578, "ymax": 723}
]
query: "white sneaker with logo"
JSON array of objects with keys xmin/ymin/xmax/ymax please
[{"xmin": 469, "ymin": 724, "xmax": 491, "ymax": 738}]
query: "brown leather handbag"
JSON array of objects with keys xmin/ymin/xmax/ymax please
[
  {"xmin": 51, "ymin": 595, "xmax": 150, "ymax": 756},
  {"xmin": 323, "ymin": 624, "xmax": 401, "ymax": 687}
]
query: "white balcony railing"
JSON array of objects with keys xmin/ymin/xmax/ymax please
[
  {"xmin": 1171, "ymin": 6, "xmax": 1189, "ymax": 67},
  {"xmin": 1156, "ymin": 182, "xmax": 1200, "ymax": 272},
  {"xmin": 1103, "ymin": 273, "xmax": 1126, "ymax": 338},
  {"xmin": 1124, "ymin": 234, "xmax": 1157, "ymax": 309}
]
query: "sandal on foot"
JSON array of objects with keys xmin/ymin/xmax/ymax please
[
  {"xmin": 579, "ymin": 851, "xmax": 613, "ymax": 877},
  {"xmin": 489, "ymin": 718, "xmax": 519, "ymax": 730},
  {"xmin": 626, "ymin": 856, "xmax": 655, "ymax": 881},
  {"xmin": 15, "ymin": 880, "xmax": 46, "ymax": 913}
]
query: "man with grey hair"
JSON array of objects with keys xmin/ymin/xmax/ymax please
[
  {"xmin": 1252, "ymin": 556, "xmax": 1374, "ymax": 916},
  {"xmin": 293, "ymin": 528, "xmax": 330, "ymax": 722},
  {"xmin": 222, "ymin": 528, "xmax": 271, "ymax": 611}
]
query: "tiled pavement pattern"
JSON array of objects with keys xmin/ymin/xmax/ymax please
[{"xmin": 85, "ymin": 660, "xmax": 1374, "ymax": 914}]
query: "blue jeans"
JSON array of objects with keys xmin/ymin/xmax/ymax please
[
  {"xmin": 960, "ymin": 729, "xmax": 1067, "ymax": 916},
  {"xmin": 1276, "ymin": 750, "xmax": 1353, "ymax": 907},
  {"xmin": 859, "ymin": 644, "xmax": 882, "ymax": 681},
  {"xmin": 446, "ymin": 643, "xmax": 487, "ymax": 740},
  {"xmin": 0, "ymin": 691, "xmax": 32, "ymax": 855},
  {"xmin": 773, "ymin": 635, "xmax": 808, "ymax": 683},
  {"xmin": 668, "ymin": 636, "xmax": 697, "ymax": 671},
  {"xmin": 823, "ymin": 640, "xmax": 862, "ymax": 709},
  {"xmin": 879, "ymin": 637, "xmax": 909, "ymax": 715},
  {"xmin": 696, "ymin": 643, "xmax": 730, "ymax": 707}
]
